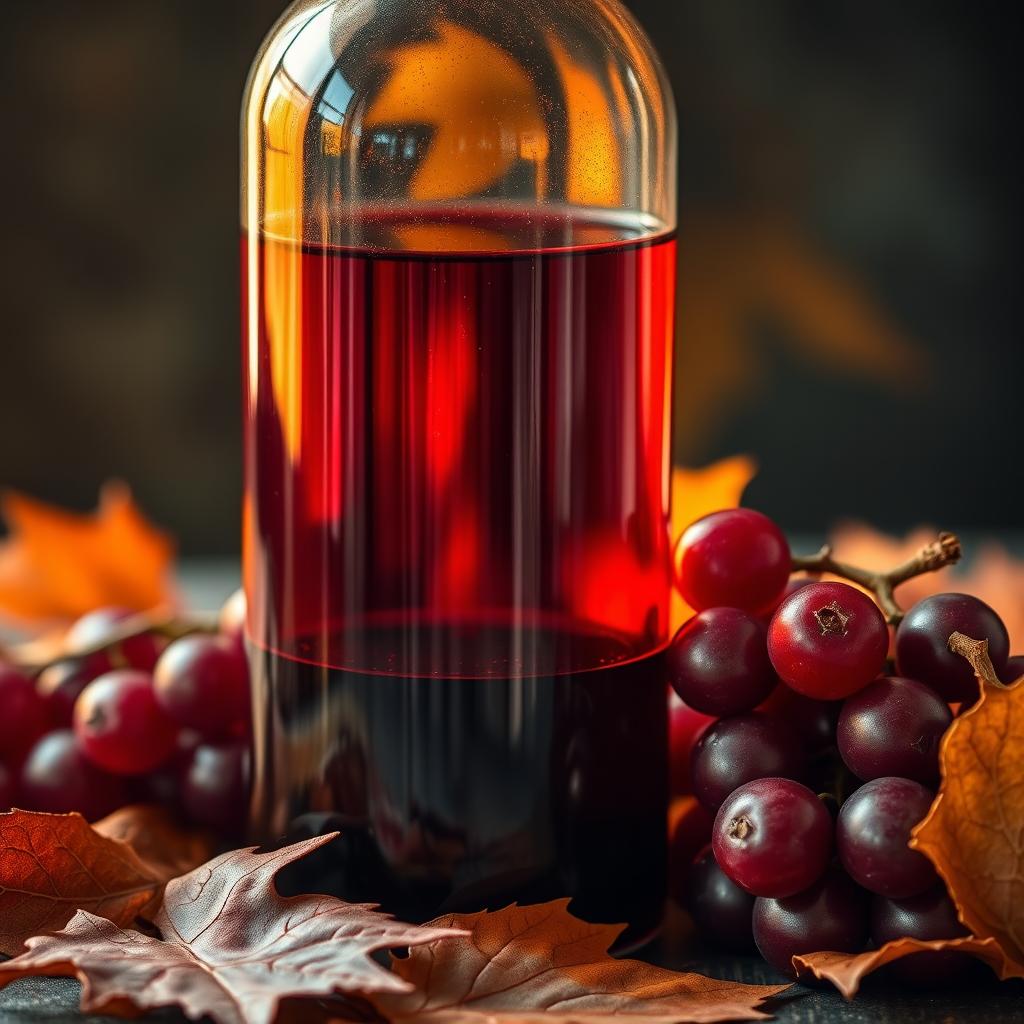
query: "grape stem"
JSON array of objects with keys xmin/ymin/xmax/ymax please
[
  {"xmin": 791, "ymin": 532, "xmax": 963, "ymax": 626},
  {"xmin": 2, "ymin": 606, "xmax": 219, "ymax": 674},
  {"xmin": 948, "ymin": 632, "xmax": 1008, "ymax": 689}
]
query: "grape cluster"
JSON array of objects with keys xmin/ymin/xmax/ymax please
[
  {"xmin": 0, "ymin": 594, "xmax": 251, "ymax": 836},
  {"xmin": 669, "ymin": 509, "xmax": 1011, "ymax": 981}
]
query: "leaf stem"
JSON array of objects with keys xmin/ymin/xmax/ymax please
[{"xmin": 792, "ymin": 531, "xmax": 963, "ymax": 626}]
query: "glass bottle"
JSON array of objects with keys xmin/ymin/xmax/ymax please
[{"xmin": 242, "ymin": 0, "xmax": 677, "ymax": 945}]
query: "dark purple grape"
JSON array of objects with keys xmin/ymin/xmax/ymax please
[
  {"xmin": 753, "ymin": 867, "xmax": 869, "ymax": 978},
  {"xmin": 0, "ymin": 665, "xmax": 49, "ymax": 764},
  {"xmin": 838, "ymin": 677, "xmax": 952, "ymax": 786},
  {"xmin": 19, "ymin": 730, "xmax": 128, "ymax": 821},
  {"xmin": 760, "ymin": 686, "xmax": 840, "ymax": 753},
  {"xmin": 0, "ymin": 761, "xmax": 16, "ymax": 809},
  {"xmin": 668, "ymin": 799, "xmax": 714, "ymax": 904},
  {"xmin": 1001, "ymin": 655, "xmax": 1024, "ymax": 684},
  {"xmin": 36, "ymin": 655, "xmax": 110, "ymax": 728},
  {"xmin": 668, "ymin": 608, "xmax": 777, "ymax": 717},
  {"xmin": 871, "ymin": 885, "xmax": 974, "ymax": 987},
  {"xmin": 837, "ymin": 777, "xmax": 937, "ymax": 898},
  {"xmin": 686, "ymin": 847, "xmax": 756, "ymax": 952},
  {"xmin": 713, "ymin": 778, "xmax": 833, "ymax": 898},
  {"xmin": 180, "ymin": 740, "xmax": 250, "ymax": 835},
  {"xmin": 690, "ymin": 713, "xmax": 804, "ymax": 811},
  {"xmin": 896, "ymin": 594, "xmax": 1010, "ymax": 705}
]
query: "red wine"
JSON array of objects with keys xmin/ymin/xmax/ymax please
[{"xmin": 244, "ymin": 211, "xmax": 676, "ymax": 940}]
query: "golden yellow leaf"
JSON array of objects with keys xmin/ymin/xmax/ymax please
[{"xmin": 0, "ymin": 482, "xmax": 176, "ymax": 625}]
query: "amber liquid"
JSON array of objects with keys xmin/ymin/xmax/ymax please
[{"xmin": 244, "ymin": 212, "xmax": 675, "ymax": 941}]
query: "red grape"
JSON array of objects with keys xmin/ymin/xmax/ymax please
[
  {"xmin": 19, "ymin": 730, "xmax": 128, "ymax": 820},
  {"xmin": 674, "ymin": 509, "xmax": 791, "ymax": 615},
  {"xmin": 838, "ymin": 677, "xmax": 951, "ymax": 786},
  {"xmin": 0, "ymin": 761, "xmax": 16, "ymax": 808},
  {"xmin": 669, "ymin": 694, "xmax": 715, "ymax": 795},
  {"xmin": 713, "ymin": 777, "xmax": 833, "ymax": 898},
  {"xmin": 73, "ymin": 670, "xmax": 179, "ymax": 775},
  {"xmin": 691, "ymin": 713, "xmax": 804, "ymax": 812},
  {"xmin": 218, "ymin": 588, "xmax": 247, "ymax": 639},
  {"xmin": 179, "ymin": 740, "xmax": 250, "ymax": 833},
  {"xmin": 837, "ymin": 777, "xmax": 937, "ymax": 898},
  {"xmin": 896, "ymin": 594, "xmax": 1010, "ymax": 705},
  {"xmin": 66, "ymin": 607, "xmax": 165, "ymax": 671},
  {"xmin": 753, "ymin": 867, "xmax": 869, "ymax": 978},
  {"xmin": 668, "ymin": 608, "xmax": 777, "ymax": 716},
  {"xmin": 668, "ymin": 797, "xmax": 714, "ymax": 904},
  {"xmin": 686, "ymin": 847, "xmax": 756, "ymax": 952},
  {"xmin": 768, "ymin": 581, "xmax": 888, "ymax": 699},
  {"xmin": 871, "ymin": 885, "xmax": 974, "ymax": 986},
  {"xmin": 154, "ymin": 635, "xmax": 251, "ymax": 738},
  {"xmin": 0, "ymin": 665, "xmax": 50, "ymax": 763},
  {"xmin": 36, "ymin": 654, "xmax": 111, "ymax": 728}
]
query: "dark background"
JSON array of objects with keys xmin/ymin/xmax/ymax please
[{"xmin": 0, "ymin": 1, "xmax": 1017, "ymax": 555}]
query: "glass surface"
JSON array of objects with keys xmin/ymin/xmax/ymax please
[{"xmin": 242, "ymin": 0, "xmax": 677, "ymax": 942}]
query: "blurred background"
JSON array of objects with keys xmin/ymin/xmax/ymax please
[{"xmin": 0, "ymin": 0, "xmax": 1017, "ymax": 555}]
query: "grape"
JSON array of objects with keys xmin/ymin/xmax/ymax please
[
  {"xmin": 871, "ymin": 885, "xmax": 974, "ymax": 986},
  {"xmin": 0, "ymin": 761, "xmax": 16, "ymax": 808},
  {"xmin": 753, "ymin": 867, "xmax": 869, "ymax": 978},
  {"xmin": 669, "ymin": 694, "xmax": 715, "ymax": 795},
  {"xmin": 180, "ymin": 740, "xmax": 250, "ymax": 834},
  {"xmin": 768, "ymin": 581, "xmax": 888, "ymax": 699},
  {"xmin": 19, "ymin": 731, "xmax": 128, "ymax": 821},
  {"xmin": 218, "ymin": 588, "xmax": 247, "ymax": 639},
  {"xmin": 154, "ymin": 635, "xmax": 251, "ymax": 738},
  {"xmin": 761, "ymin": 576, "xmax": 817, "ymax": 623},
  {"xmin": 673, "ymin": 509, "xmax": 791, "ymax": 615},
  {"xmin": 668, "ymin": 797, "xmax": 714, "ymax": 904},
  {"xmin": 837, "ymin": 777, "xmax": 937, "ymax": 898},
  {"xmin": 759, "ymin": 686, "xmax": 840, "ymax": 753},
  {"xmin": 713, "ymin": 778, "xmax": 833, "ymax": 898},
  {"xmin": 896, "ymin": 594, "xmax": 1010, "ymax": 705},
  {"xmin": 73, "ymin": 670, "xmax": 180, "ymax": 775},
  {"xmin": 838, "ymin": 677, "xmax": 951, "ymax": 785},
  {"xmin": 0, "ymin": 665, "xmax": 50, "ymax": 763},
  {"xmin": 36, "ymin": 654, "xmax": 110, "ymax": 728},
  {"xmin": 66, "ymin": 607, "xmax": 165, "ymax": 671},
  {"xmin": 690, "ymin": 714, "xmax": 804, "ymax": 811},
  {"xmin": 668, "ymin": 608, "xmax": 777, "ymax": 716},
  {"xmin": 686, "ymin": 847, "xmax": 756, "ymax": 952},
  {"xmin": 1002, "ymin": 655, "xmax": 1024, "ymax": 684}
]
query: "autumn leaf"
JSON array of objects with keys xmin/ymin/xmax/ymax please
[
  {"xmin": 369, "ymin": 900, "xmax": 789, "ymax": 1024},
  {"xmin": 0, "ymin": 807, "xmax": 208, "ymax": 957},
  {"xmin": 793, "ymin": 935, "xmax": 1017, "ymax": 999},
  {"xmin": 93, "ymin": 804, "xmax": 215, "ymax": 886},
  {"xmin": 0, "ymin": 835, "xmax": 467, "ymax": 1024},
  {"xmin": 910, "ymin": 677, "xmax": 1024, "ymax": 974},
  {"xmin": 0, "ymin": 482, "xmax": 176, "ymax": 625}
]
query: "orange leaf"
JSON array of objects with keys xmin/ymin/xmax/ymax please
[
  {"xmin": 671, "ymin": 457, "xmax": 758, "ymax": 629},
  {"xmin": 910, "ymin": 678, "xmax": 1024, "ymax": 972},
  {"xmin": 0, "ymin": 482, "xmax": 176, "ymax": 625},
  {"xmin": 0, "ymin": 807, "xmax": 209, "ymax": 957},
  {"xmin": 370, "ymin": 900, "xmax": 789, "ymax": 1024},
  {"xmin": 794, "ymin": 935, "xmax": 1017, "ymax": 999}
]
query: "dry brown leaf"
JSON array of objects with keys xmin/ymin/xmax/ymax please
[
  {"xmin": 0, "ymin": 835, "xmax": 467, "ymax": 1024},
  {"xmin": 0, "ymin": 482, "xmax": 176, "ymax": 626},
  {"xmin": 910, "ymin": 678, "xmax": 1024, "ymax": 973},
  {"xmin": 794, "ymin": 935, "xmax": 1016, "ymax": 999},
  {"xmin": 93, "ymin": 804, "xmax": 215, "ymax": 886},
  {"xmin": 0, "ymin": 810, "xmax": 162, "ymax": 956},
  {"xmin": 370, "ymin": 900, "xmax": 790, "ymax": 1024}
]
